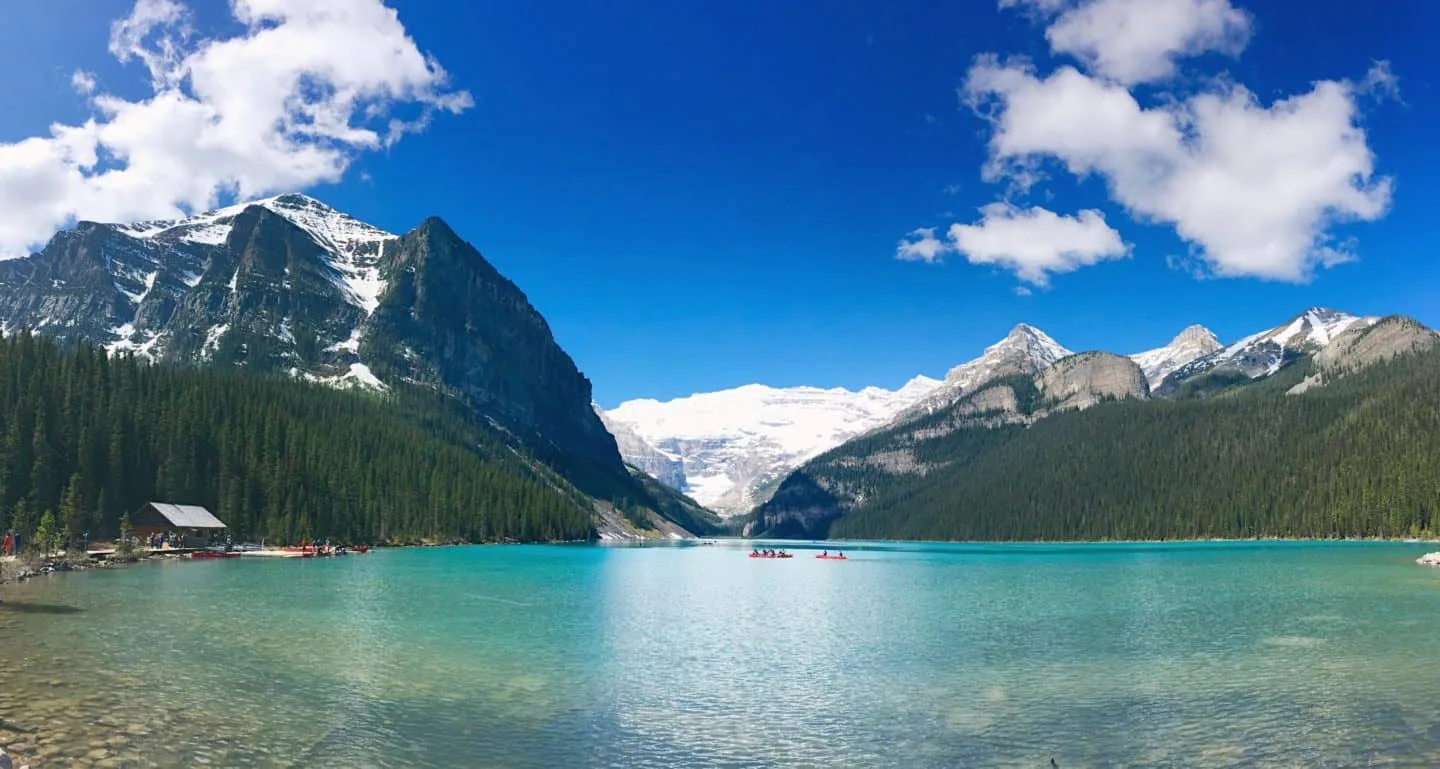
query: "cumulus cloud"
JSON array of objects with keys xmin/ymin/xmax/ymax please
[
  {"xmin": 896, "ymin": 204, "xmax": 1129, "ymax": 286},
  {"xmin": 897, "ymin": 0, "xmax": 1393, "ymax": 285},
  {"xmin": 966, "ymin": 57, "xmax": 1391, "ymax": 280},
  {"xmin": 896, "ymin": 227, "xmax": 949, "ymax": 263},
  {"xmin": 0, "ymin": 0, "xmax": 471, "ymax": 256},
  {"xmin": 950, "ymin": 203, "xmax": 1128, "ymax": 284},
  {"xmin": 1029, "ymin": 0, "xmax": 1252, "ymax": 84}
]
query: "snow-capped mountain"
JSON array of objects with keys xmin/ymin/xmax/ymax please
[
  {"xmin": 1128, "ymin": 325, "xmax": 1221, "ymax": 388},
  {"xmin": 899, "ymin": 323, "xmax": 1073, "ymax": 419},
  {"xmin": 1155, "ymin": 308, "xmax": 1377, "ymax": 394},
  {"xmin": 601, "ymin": 376, "xmax": 943, "ymax": 516},
  {"xmin": 0, "ymin": 194, "xmax": 644, "ymax": 515}
]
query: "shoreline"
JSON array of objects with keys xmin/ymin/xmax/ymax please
[{"xmin": 5, "ymin": 534, "xmax": 1437, "ymax": 591}]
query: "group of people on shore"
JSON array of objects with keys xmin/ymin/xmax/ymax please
[{"xmin": 147, "ymin": 531, "xmax": 183, "ymax": 549}]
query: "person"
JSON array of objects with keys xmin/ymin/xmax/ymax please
[
  {"xmin": 2, "ymin": 531, "xmax": 11, "ymax": 557},
  {"xmin": 837, "ymin": 551, "xmax": 843, "ymax": 558},
  {"xmin": 822, "ymin": 550, "xmax": 828, "ymax": 557}
]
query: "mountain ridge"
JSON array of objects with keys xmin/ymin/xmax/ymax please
[
  {"xmin": 601, "ymin": 312, "xmax": 1367, "ymax": 513},
  {"xmin": 746, "ymin": 309, "xmax": 1433, "ymax": 541}
]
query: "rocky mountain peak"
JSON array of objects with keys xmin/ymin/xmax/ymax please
[
  {"xmin": 1153, "ymin": 308, "xmax": 1378, "ymax": 395},
  {"xmin": 1038, "ymin": 351, "xmax": 1149, "ymax": 411},
  {"xmin": 1170, "ymin": 325, "xmax": 1220, "ymax": 349},
  {"xmin": 1129, "ymin": 324, "xmax": 1223, "ymax": 387}
]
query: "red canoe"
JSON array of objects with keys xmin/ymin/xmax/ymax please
[
  {"xmin": 815, "ymin": 555, "xmax": 848, "ymax": 560},
  {"xmin": 191, "ymin": 551, "xmax": 241, "ymax": 559},
  {"xmin": 748, "ymin": 553, "xmax": 794, "ymax": 559}
]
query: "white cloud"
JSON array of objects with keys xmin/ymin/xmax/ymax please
[
  {"xmin": 948, "ymin": 203, "xmax": 1128, "ymax": 285},
  {"xmin": 70, "ymin": 70, "xmax": 98, "ymax": 95},
  {"xmin": 896, "ymin": 227, "xmax": 949, "ymax": 263},
  {"xmin": 895, "ymin": 204, "xmax": 1129, "ymax": 286},
  {"xmin": 0, "ymin": 0, "xmax": 471, "ymax": 256},
  {"xmin": 966, "ymin": 58, "xmax": 1391, "ymax": 280},
  {"xmin": 1036, "ymin": 0, "xmax": 1252, "ymax": 85}
]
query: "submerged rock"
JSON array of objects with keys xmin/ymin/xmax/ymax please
[
  {"xmin": 0, "ymin": 747, "xmax": 11, "ymax": 769},
  {"xmin": 1417, "ymin": 552, "xmax": 1440, "ymax": 566}
]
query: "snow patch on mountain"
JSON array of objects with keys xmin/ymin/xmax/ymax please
[
  {"xmin": 901, "ymin": 323, "xmax": 1073, "ymax": 419},
  {"xmin": 120, "ymin": 193, "xmax": 393, "ymax": 316},
  {"xmin": 1128, "ymin": 325, "xmax": 1221, "ymax": 387},
  {"xmin": 602, "ymin": 376, "xmax": 943, "ymax": 516},
  {"xmin": 1157, "ymin": 308, "xmax": 1378, "ymax": 392}
]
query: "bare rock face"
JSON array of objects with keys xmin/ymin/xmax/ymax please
[
  {"xmin": 596, "ymin": 409, "xmax": 686, "ymax": 489},
  {"xmin": 1314, "ymin": 315, "xmax": 1438, "ymax": 373},
  {"xmin": 1038, "ymin": 352, "xmax": 1149, "ymax": 412},
  {"xmin": 1289, "ymin": 316, "xmax": 1438, "ymax": 396}
]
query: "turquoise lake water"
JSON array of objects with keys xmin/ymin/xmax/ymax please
[{"xmin": 4, "ymin": 540, "xmax": 1440, "ymax": 767}]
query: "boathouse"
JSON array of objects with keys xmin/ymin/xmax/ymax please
[{"xmin": 131, "ymin": 502, "xmax": 227, "ymax": 548}]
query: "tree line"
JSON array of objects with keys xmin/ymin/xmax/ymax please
[
  {"xmin": 761, "ymin": 349, "xmax": 1440, "ymax": 542},
  {"xmin": 0, "ymin": 331, "xmax": 595, "ymax": 547}
]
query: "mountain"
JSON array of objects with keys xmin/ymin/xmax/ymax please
[
  {"xmin": 898, "ymin": 324, "xmax": 1072, "ymax": 420},
  {"xmin": 0, "ymin": 194, "xmax": 712, "ymax": 540},
  {"xmin": 748, "ymin": 309, "xmax": 1438, "ymax": 541},
  {"xmin": 600, "ymin": 376, "xmax": 942, "ymax": 516},
  {"xmin": 1289, "ymin": 315, "xmax": 1440, "ymax": 395},
  {"xmin": 1154, "ymin": 308, "xmax": 1375, "ymax": 395},
  {"xmin": 1128, "ymin": 325, "xmax": 1220, "ymax": 387},
  {"xmin": 748, "ymin": 348, "xmax": 1149, "ymax": 538}
]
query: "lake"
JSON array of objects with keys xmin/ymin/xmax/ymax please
[{"xmin": 3, "ymin": 541, "xmax": 1440, "ymax": 767}]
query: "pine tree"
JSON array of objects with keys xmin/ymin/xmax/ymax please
[{"xmin": 35, "ymin": 509, "xmax": 61, "ymax": 555}]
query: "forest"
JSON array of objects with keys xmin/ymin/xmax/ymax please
[
  {"xmin": 0, "ymin": 332, "xmax": 597, "ymax": 546},
  {"xmin": 760, "ymin": 349, "xmax": 1440, "ymax": 541}
]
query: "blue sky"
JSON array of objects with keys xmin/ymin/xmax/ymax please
[{"xmin": 0, "ymin": 0, "xmax": 1437, "ymax": 406}]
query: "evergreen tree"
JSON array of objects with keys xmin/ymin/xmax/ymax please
[
  {"xmin": 0, "ymin": 335, "xmax": 598, "ymax": 545},
  {"xmin": 757, "ymin": 348, "xmax": 1440, "ymax": 542},
  {"xmin": 35, "ymin": 509, "xmax": 61, "ymax": 555}
]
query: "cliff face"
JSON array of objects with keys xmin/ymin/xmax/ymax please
[
  {"xmin": 1314, "ymin": 316, "xmax": 1439, "ymax": 373},
  {"xmin": 1038, "ymin": 352, "xmax": 1149, "ymax": 412},
  {"xmin": 365, "ymin": 217, "xmax": 629, "ymax": 488}
]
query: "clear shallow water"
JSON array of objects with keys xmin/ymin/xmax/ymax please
[{"xmin": 4, "ymin": 541, "xmax": 1440, "ymax": 767}]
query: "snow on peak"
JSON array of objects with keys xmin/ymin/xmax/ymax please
[
  {"xmin": 112, "ymin": 193, "xmax": 393, "ymax": 316},
  {"xmin": 1159, "ymin": 308, "xmax": 1378, "ymax": 388},
  {"xmin": 994, "ymin": 323, "xmax": 1071, "ymax": 364},
  {"xmin": 895, "ymin": 324, "xmax": 1073, "ymax": 418},
  {"xmin": 1129, "ymin": 325, "xmax": 1222, "ymax": 387},
  {"xmin": 602, "ymin": 377, "xmax": 944, "ymax": 515}
]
